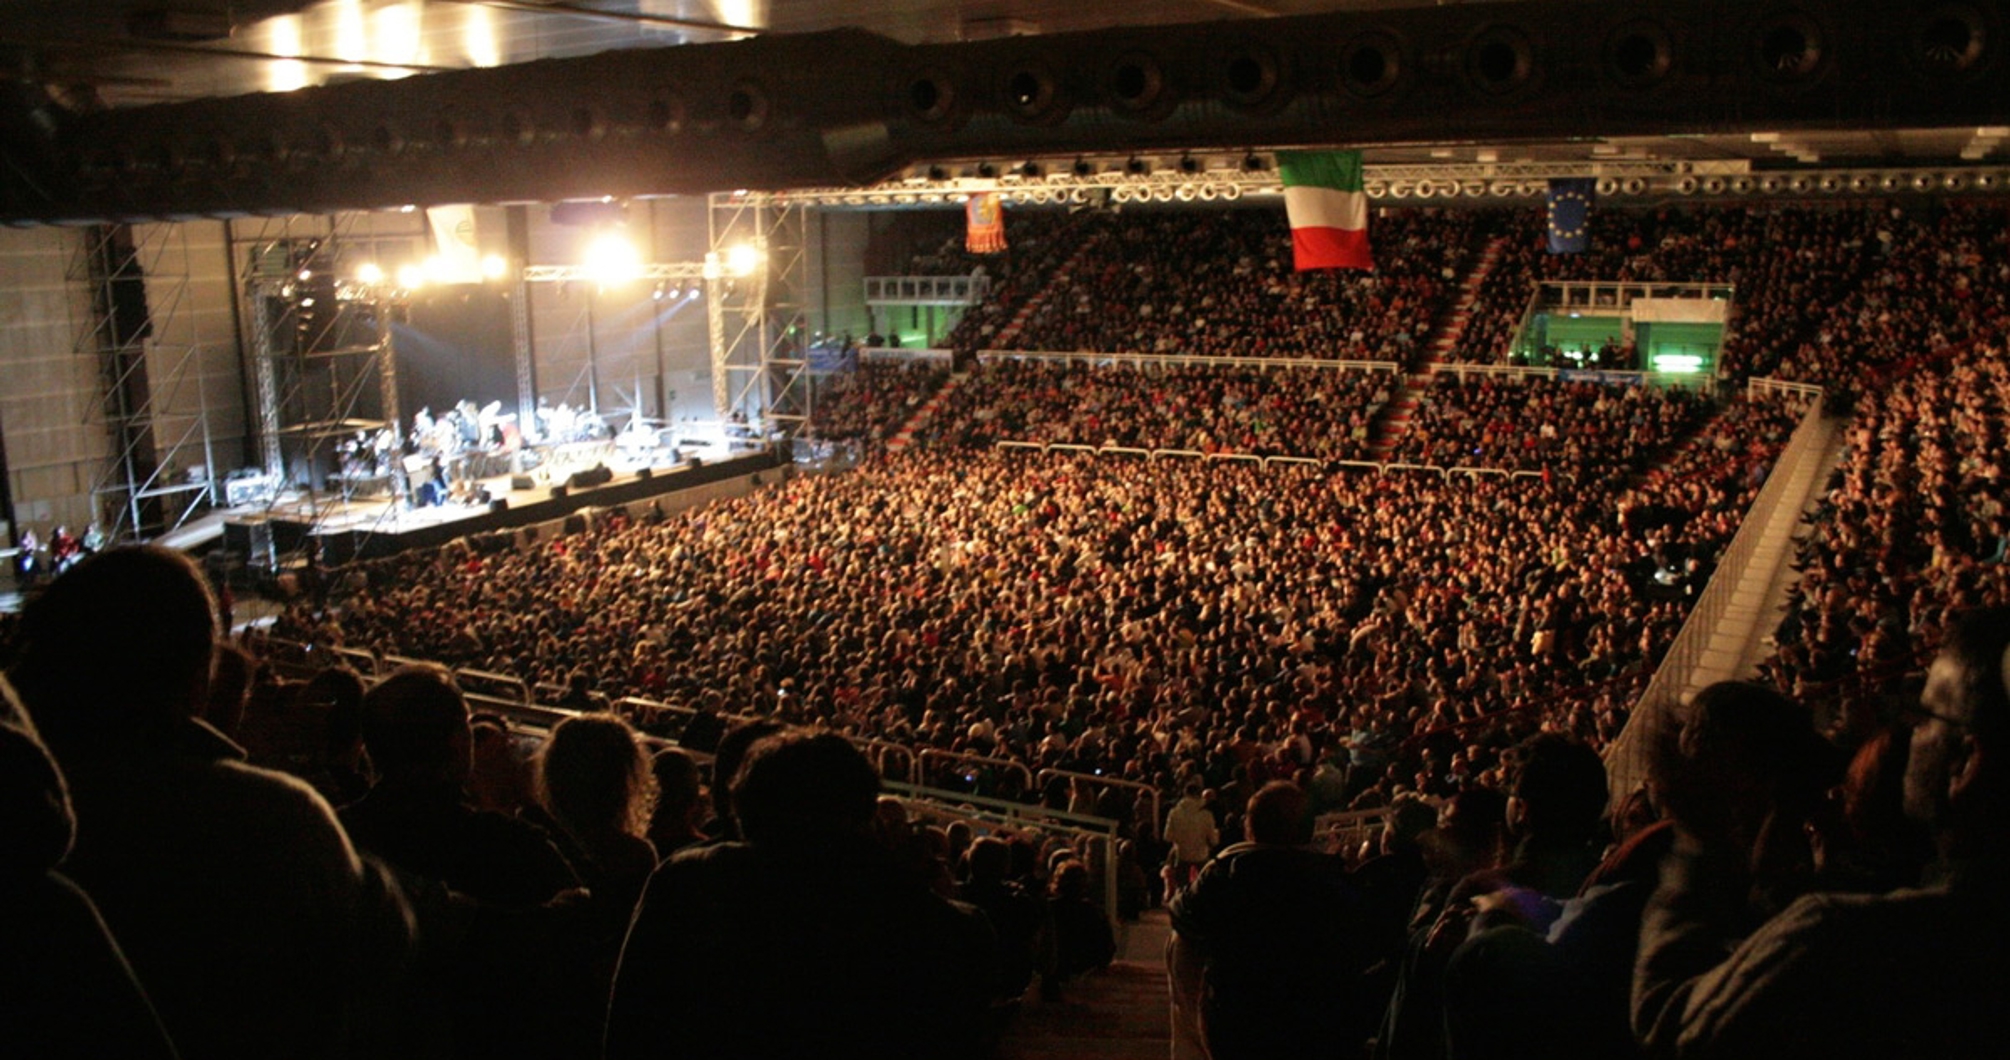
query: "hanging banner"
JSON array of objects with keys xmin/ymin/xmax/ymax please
[
  {"xmin": 425, "ymin": 204, "xmax": 485, "ymax": 284},
  {"xmin": 965, "ymin": 192, "xmax": 1007, "ymax": 254}
]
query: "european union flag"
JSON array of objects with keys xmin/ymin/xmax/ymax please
[{"xmin": 1547, "ymin": 178, "xmax": 1595, "ymax": 254}]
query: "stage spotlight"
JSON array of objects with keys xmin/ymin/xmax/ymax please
[
  {"xmin": 583, "ymin": 232, "xmax": 642, "ymax": 285},
  {"xmin": 725, "ymin": 243, "xmax": 765, "ymax": 277},
  {"xmin": 653, "ymin": 282, "xmax": 668, "ymax": 301},
  {"xmin": 395, "ymin": 263, "xmax": 426, "ymax": 289},
  {"xmin": 686, "ymin": 286, "xmax": 700, "ymax": 300},
  {"xmin": 355, "ymin": 262, "xmax": 384, "ymax": 285},
  {"xmin": 481, "ymin": 254, "xmax": 508, "ymax": 280}
]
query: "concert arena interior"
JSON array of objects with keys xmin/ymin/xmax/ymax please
[{"xmin": 4, "ymin": 2, "xmax": 2010, "ymax": 1058}]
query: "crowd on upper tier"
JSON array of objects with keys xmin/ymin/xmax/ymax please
[
  {"xmin": 1388, "ymin": 374, "xmax": 1712, "ymax": 480},
  {"xmin": 919, "ymin": 358, "xmax": 1392, "ymax": 460},
  {"xmin": 803, "ymin": 360, "xmax": 949, "ymax": 445},
  {"xmin": 1763, "ymin": 344, "xmax": 2010, "ymax": 713}
]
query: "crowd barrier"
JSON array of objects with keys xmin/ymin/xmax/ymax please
[
  {"xmin": 978, "ymin": 349, "xmax": 1403, "ymax": 373},
  {"xmin": 1036, "ymin": 768, "xmax": 1162, "ymax": 837},
  {"xmin": 994, "ymin": 441, "xmax": 1548, "ymax": 480}
]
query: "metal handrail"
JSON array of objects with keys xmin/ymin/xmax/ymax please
[
  {"xmin": 1036, "ymin": 768, "xmax": 1162, "ymax": 835},
  {"xmin": 1605, "ymin": 394, "xmax": 1828, "ymax": 800},
  {"xmin": 916, "ymin": 748, "xmax": 1036, "ymax": 793},
  {"xmin": 455, "ymin": 668, "xmax": 530, "ymax": 705},
  {"xmin": 978, "ymin": 349, "xmax": 1402, "ymax": 372}
]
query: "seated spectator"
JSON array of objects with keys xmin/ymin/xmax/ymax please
[
  {"xmin": 646, "ymin": 746, "xmax": 710, "ymax": 856},
  {"xmin": 607, "ymin": 731, "xmax": 993, "ymax": 1060},
  {"xmin": 960, "ymin": 835, "xmax": 1053, "ymax": 1002},
  {"xmin": 7, "ymin": 546, "xmax": 412, "ymax": 1060},
  {"xmin": 1048, "ymin": 858, "xmax": 1115, "ymax": 983},
  {"xmin": 533, "ymin": 712, "xmax": 658, "ymax": 916},
  {"xmin": 340, "ymin": 664, "xmax": 579, "ymax": 907}
]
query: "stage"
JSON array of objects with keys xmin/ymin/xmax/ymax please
[{"xmin": 160, "ymin": 440, "xmax": 784, "ymax": 571}]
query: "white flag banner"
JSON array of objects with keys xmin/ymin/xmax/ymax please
[{"xmin": 425, "ymin": 204, "xmax": 484, "ymax": 284}]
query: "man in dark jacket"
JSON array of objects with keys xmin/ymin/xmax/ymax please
[{"xmin": 1170, "ymin": 780, "xmax": 1364, "ymax": 1060}]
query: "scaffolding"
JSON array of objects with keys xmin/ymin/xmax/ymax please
[
  {"xmin": 229, "ymin": 214, "xmax": 407, "ymax": 547},
  {"xmin": 707, "ymin": 193, "xmax": 811, "ymax": 439},
  {"xmin": 75, "ymin": 222, "xmax": 220, "ymax": 542}
]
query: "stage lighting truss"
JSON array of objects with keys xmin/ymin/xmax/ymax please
[{"xmin": 727, "ymin": 158, "xmax": 2010, "ymax": 208}]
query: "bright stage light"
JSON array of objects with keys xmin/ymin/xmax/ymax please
[
  {"xmin": 396, "ymin": 263, "xmax": 426, "ymax": 289},
  {"xmin": 583, "ymin": 232, "xmax": 643, "ymax": 285},
  {"xmin": 355, "ymin": 262, "xmax": 385, "ymax": 285},
  {"xmin": 481, "ymin": 254, "xmax": 508, "ymax": 280},
  {"xmin": 725, "ymin": 242, "xmax": 765, "ymax": 277}
]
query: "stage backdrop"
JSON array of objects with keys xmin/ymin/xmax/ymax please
[{"xmin": 392, "ymin": 286, "xmax": 520, "ymax": 431}]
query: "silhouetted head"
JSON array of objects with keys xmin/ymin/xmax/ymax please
[
  {"xmin": 360, "ymin": 664, "xmax": 471, "ymax": 787},
  {"xmin": 1245, "ymin": 780, "xmax": 1314, "ymax": 846},
  {"xmin": 730, "ymin": 731, "xmax": 880, "ymax": 846},
  {"xmin": 537, "ymin": 712, "xmax": 656, "ymax": 840},
  {"xmin": 8, "ymin": 546, "xmax": 218, "ymax": 750}
]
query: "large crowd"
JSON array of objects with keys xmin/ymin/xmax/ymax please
[
  {"xmin": 1763, "ymin": 344, "xmax": 2010, "ymax": 714},
  {"xmin": 1388, "ymin": 374, "xmax": 1713, "ymax": 480},
  {"xmin": 803, "ymin": 360, "xmax": 949, "ymax": 445},
  {"xmin": 920, "ymin": 358, "xmax": 1392, "ymax": 460},
  {"xmin": 19, "ymin": 193, "xmax": 2010, "ymax": 1060}
]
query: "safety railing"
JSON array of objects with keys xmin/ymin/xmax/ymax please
[
  {"xmin": 995, "ymin": 443, "xmax": 1591, "ymax": 481},
  {"xmin": 1745, "ymin": 376, "xmax": 1825, "ymax": 402},
  {"xmin": 1604, "ymin": 392, "xmax": 1829, "ymax": 801},
  {"xmin": 1037, "ymin": 768, "xmax": 1162, "ymax": 836},
  {"xmin": 855, "ymin": 737, "xmax": 920, "ymax": 783},
  {"xmin": 917, "ymin": 748, "xmax": 1037, "ymax": 795},
  {"xmin": 459, "ymin": 669, "xmax": 531, "ymax": 705},
  {"xmin": 1313, "ymin": 806, "xmax": 1395, "ymax": 858},
  {"xmin": 883, "ymin": 779, "xmax": 1125, "ymax": 938},
  {"xmin": 613, "ymin": 696, "xmax": 698, "ymax": 741},
  {"xmin": 978, "ymin": 349, "xmax": 1403, "ymax": 372}
]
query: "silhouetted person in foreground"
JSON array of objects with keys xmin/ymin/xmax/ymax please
[
  {"xmin": 7, "ymin": 546, "xmax": 412, "ymax": 1060},
  {"xmin": 606, "ymin": 731, "xmax": 992, "ymax": 1060},
  {"xmin": 1635, "ymin": 610, "xmax": 2010, "ymax": 1057}
]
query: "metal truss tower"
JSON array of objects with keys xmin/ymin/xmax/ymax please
[
  {"xmin": 707, "ymin": 193, "xmax": 811, "ymax": 439},
  {"xmin": 75, "ymin": 222, "xmax": 219, "ymax": 542}
]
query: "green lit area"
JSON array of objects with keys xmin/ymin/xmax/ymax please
[{"xmin": 1517, "ymin": 314, "xmax": 1721, "ymax": 376}]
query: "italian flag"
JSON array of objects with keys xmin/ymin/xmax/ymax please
[{"xmin": 1279, "ymin": 149, "xmax": 1372, "ymax": 271}]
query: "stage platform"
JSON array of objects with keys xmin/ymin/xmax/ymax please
[{"xmin": 161, "ymin": 444, "xmax": 783, "ymax": 569}]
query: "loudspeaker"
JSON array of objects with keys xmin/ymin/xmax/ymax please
[
  {"xmin": 489, "ymin": 498, "xmax": 509, "ymax": 514},
  {"xmin": 636, "ymin": 466, "xmax": 653, "ymax": 480},
  {"xmin": 269, "ymin": 518, "xmax": 312, "ymax": 555},
  {"xmin": 549, "ymin": 485, "xmax": 569, "ymax": 500},
  {"xmin": 511, "ymin": 474, "xmax": 536, "ymax": 490},
  {"xmin": 567, "ymin": 463, "xmax": 614, "ymax": 490}
]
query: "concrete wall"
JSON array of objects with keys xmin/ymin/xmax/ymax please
[{"xmin": 0, "ymin": 226, "xmax": 109, "ymax": 538}]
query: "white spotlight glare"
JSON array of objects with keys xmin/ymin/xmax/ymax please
[
  {"xmin": 583, "ymin": 232, "xmax": 643, "ymax": 285},
  {"xmin": 355, "ymin": 261, "xmax": 384, "ymax": 285},
  {"xmin": 395, "ymin": 263, "xmax": 426, "ymax": 289},
  {"xmin": 725, "ymin": 243, "xmax": 765, "ymax": 277},
  {"xmin": 481, "ymin": 253, "xmax": 508, "ymax": 280}
]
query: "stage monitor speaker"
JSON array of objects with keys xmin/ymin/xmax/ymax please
[
  {"xmin": 567, "ymin": 464, "xmax": 614, "ymax": 490},
  {"xmin": 636, "ymin": 466, "xmax": 653, "ymax": 480},
  {"xmin": 489, "ymin": 498, "xmax": 509, "ymax": 514},
  {"xmin": 511, "ymin": 474, "xmax": 536, "ymax": 491},
  {"xmin": 315, "ymin": 531, "xmax": 360, "ymax": 567},
  {"xmin": 550, "ymin": 485, "xmax": 569, "ymax": 500},
  {"xmin": 268, "ymin": 518, "xmax": 312, "ymax": 556}
]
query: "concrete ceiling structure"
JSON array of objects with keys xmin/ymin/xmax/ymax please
[{"xmin": 0, "ymin": 1, "xmax": 2005, "ymax": 221}]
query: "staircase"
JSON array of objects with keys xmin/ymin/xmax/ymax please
[
  {"xmin": 994, "ymin": 232, "xmax": 1110, "ymax": 349},
  {"xmin": 1368, "ymin": 236, "xmax": 1508, "ymax": 462},
  {"xmin": 998, "ymin": 911, "xmax": 1172, "ymax": 1060},
  {"xmin": 884, "ymin": 372, "xmax": 965, "ymax": 452}
]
